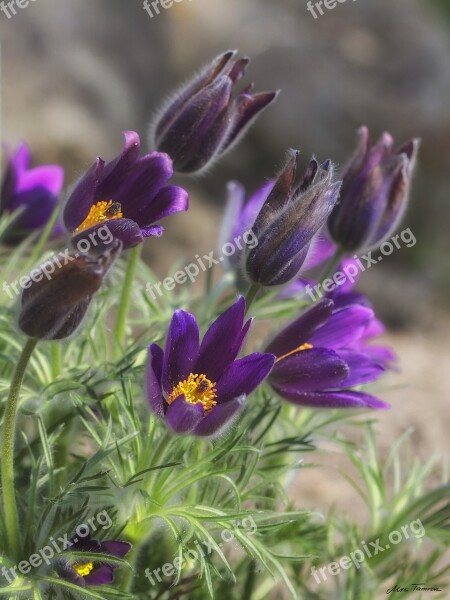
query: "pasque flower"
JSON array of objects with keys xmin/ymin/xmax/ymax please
[
  {"xmin": 147, "ymin": 297, "xmax": 275, "ymax": 436},
  {"xmin": 0, "ymin": 143, "xmax": 64, "ymax": 244},
  {"xmin": 56, "ymin": 535, "xmax": 131, "ymax": 587},
  {"xmin": 245, "ymin": 151, "xmax": 342, "ymax": 286},
  {"xmin": 19, "ymin": 240, "xmax": 122, "ymax": 340},
  {"xmin": 63, "ymin": 131, "xmax": 188, "ymax": 248},
  {"xmin": 265, "ymin": 298, "xmax": 389, "ymax": 409},
  {"xmin": 328, "ymin": 126, "xmax": 419, "ymax": 252},
  {"xmin": 150, "ymin": 50, "xmax": 278, "ymax": 174}
]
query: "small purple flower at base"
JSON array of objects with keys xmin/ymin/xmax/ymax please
[
  {"xmin": 150, "ymin": 50, "xmax": 278, "ymax": 174},
  {"xmin": 328, "ymin": 126, "xmax": 420, "ymax": 252},
  {"xmin": 264, "ymin": 298, "xmax": 389, "ymax": 409},
  {"xmin": 0, "ymin": 143, "xmax": 64, "ymax": 244},
  {"xmin": 63, "ymin": 131, "xmax": 189, "ymax": 249},
  {"xmin": 56, "ymin": 535, "xmax": 131, "ymax": 587},
  {"xmin": 147, "ymin": 297, "xmax": 275, "ymax": 437},
  {"xmin": 245, "ymin": 151, "xmax": 342, "ymax": 287}
]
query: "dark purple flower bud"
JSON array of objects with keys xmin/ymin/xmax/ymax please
[
  {"xmin": 328, "ymin": 126, "xmax": 420, "ymax": 252},
  {"xmin": 149, "ymin": 50, "xmax": 278, "ymax": 174},
  {"xmin": 245, "ymin": 152, "xmax": 342, "ymax": 286},
  {"xmin": 147, "ymin": 297, "xmax": 275, "ymax": 437},
  {"xmin": 264, "ymin": 298, "xmax": 389, "ymax": 409},
  {"xmin": 55, "ymin": 534, "xmax": 131, "ymax": 587},
  {"xmin": 0, "ymin": 143, "xmax": 64, "ymax": 245},
  {"xmin": 18, "ymin": 240, "xmax": 122, "ymax": 340},
  {"xmin": 63, "ymin": 131, "xmax": 189, "ymax": 249}
]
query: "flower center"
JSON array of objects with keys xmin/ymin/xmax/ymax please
[
  {"xmin": 73, "ymin": 561, "xmax": 95, "ymax": 577},
  {"xmin": 275, "ymin": 342, "xmax": 313, "ymax": 363},
  {"xmin": 167, "ymin": 373, "xmax": 217, "ymax": 411},
  {"xmin": 75, "ymin": 201, "xmax": 123, "ymax": 233}
]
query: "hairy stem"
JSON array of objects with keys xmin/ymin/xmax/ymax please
[{"xmin": 114, "ymin": 245, "xmax": 141, "ymax": 356}]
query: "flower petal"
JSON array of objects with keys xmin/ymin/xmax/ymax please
[
  {"xmin": 95, "ymin": 131, "xmax": 141, "ymax": 200},
  {"xmin": 162, "ymin": 310, "xmax": 200, "ymax": 393},
  {"xmin": 64, "ymin": 157, "xmax": 104, "ymax": 231},
  {"xmin": 71, "ymin": 218, "xmax": 144, "ymax": 250},
  {"xmin": 146, "ymin": 344, "xmax": 165, "ymax": 417},
  {"xmin": 309, "ymin": 305, "xmax": 374, "ymax": 349},
  {"xmin": 138, "ymin": 184, "xmax": 189, "ymax": 226},
  {"xmin": 215, "ymin": 353, "xmax": 275, "ymax": 404},
  {"xmin": 195, "ymin": 297, "xmax": 247, "ymax": 380},
  {"xmin": 269, "ymin": 347, "xmax": 349, "ymax": 393},
  {"xmin": 265, "ymin": 299, "xmax": 334, "ymax": 357},
  {"xmin": 17, "ymin": 165, "xmax": 64, "ymax": 196},
  {"xmin": 166, "ymin": 395, "xmax": 205, "ymax": 434},
  {"xmin": 100, "ymin": 541, "xmax": 132, "ymax": 558},
  {"xmin": 338, "ymin": 350, "xmax": 385, "ymax": 386},
  {"xmin": 193, "ymin": 395, "xmax": 246, "ymax": 437},
  {"xmin": 84, "ymin": 565, "xmax": 115, "ymax": 586},
  {"xmin": 272, "ymin": 389, "xmax": 390, "ymax": 409}
]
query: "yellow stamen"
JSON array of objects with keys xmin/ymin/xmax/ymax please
[
  {"xmin": 167, "ymin": 373, "xmax": 217, "ymax": 412},
  {"xmin": 75, "ymin": 200, "xmax": 123, "ymax": 233},
  {"xmin": 276, "ymin": 343, "xmax": 313, "ymax": 363},
  {"xmin": 73, "ymin": 561, "xmax": 95, "ymax": 577}
]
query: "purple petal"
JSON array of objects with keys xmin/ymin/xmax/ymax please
[
  {"xmin": 338, "ymin": 350, "xmax": 385, "ymax": 386},
  {"xmin": 303, "ymin": 234, "xmax": 336, "ymax": 271},
  {"xmin": 193, "ymin": 395, "xmax": 246, "ymax": 437},
  {"xmin": 162, "ymin": 310, "xmax": 200, "ymax": 393},
  {"xmin": 64, "ymin": 157, "xmax": 104, "ymax": 231},
  {"xmin": 269, "ymin": 347, "xmax": 349, "ymax": 393},
  {"xmin": 70, "ymin": 218, "xmax": 144, "ymax": 250},
  {"xmin": 17, "ymin": 165, "xmax": 64, "ymax": 196},
  {"xmin": 224, "ymin": 90, "xmax": 278, "ymax": 150},
  {"xmin": 11, "ymin": 143, "xmax": 31, "ymax": 173},
  {"xmin": 265, "ymin": 299, "xmax": 334, "ymax": 357},
  {"xmin": 95, "ymin": 131, "xmax": 141, "ymax": 200},
  {"xmin": 194, "ymin": 297, "xmax": 247, "ymax": 380},
  {"xmin": 100, "ymin": 541, "xmax": 132, "ymax": 558},
  {"xmin": 166, "ymin": 395, "xmax": 205, "ymax": 434},
  {"xmin": 146, "ymin": 344, "xmax": 165, "ymax": 417},
  {"xmin": 215, "ymin": 353, "xmax": 275, "ymax": 404},
  {"xmin": 137, "ymin": 185, "xmax": 189, "ymax": 227},
  {"xmin": 141, "ymin": 225, "xmax": 164, "ymax": 238},
  {"xmin": 274, "ymin": 389, "xmax": 390, "ymax": 409},
  {"xmin": 84, "ymin": 565, "xmax": 115, "ymax": 586},
  {"xmin": 57, "ymin": 562, "xmax": 86, "ymax": 587},
  {"xmin": 309, "ymin": 305, "xmax": 374, "ymax": 349}
]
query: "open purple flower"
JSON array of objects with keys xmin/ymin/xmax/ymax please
[
  {"xmin": 56, "ymin": 535, "xmax": 131, "ymax": 587},
  {"xmin": 147, "ymin": 297, "xmax": 275, "ymax": 436},
  {"xmin": 328, "ymin": 126, "xmax": 419, "ymax": 252},
  {"xmin": 63, "ymin": 131, "xmax": 189, "ymax": 248},
  {"xmin": 245, "ymin": 152, "xmax": 342, "ymax": 286},
  {"xmin": 265, "ymin": 298, "xmax": 389, "ymax": 409},
  {"xmin": 0, "ymin": 143, "xmax": 64, "ymax": 244},
  {"xmin": 150, "ymin": 50, "xmax": 278, "ymax": 174}
]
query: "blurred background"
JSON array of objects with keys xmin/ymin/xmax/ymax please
[{"xmin": 1, "ymin": 0, "xmax": 449, "ymax": 518}]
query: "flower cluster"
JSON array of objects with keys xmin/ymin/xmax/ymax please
[{"xmin": 0, "ymin": 50, "xmax": 419, "ymax": 591}]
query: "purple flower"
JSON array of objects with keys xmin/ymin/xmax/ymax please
[
  {"xmin": 150, "ymin": 50, "xmax": 278, "ymax": 174},
  {"xmin": 265, "ymin": 298, "xmax": 389, "ymax": 409},
  {"xmin": 63, "ymin": 131, "xmax": 189, "ymax": 249},
  {"xmin": 56, "ymin": 535, "xmax": 131, "ymax": 587},
  {"xmin": 328, "ymin": 126, "xmax": 419, "ymax": 252},
  {"xmin": 0, "ymin": 143, "xmax": 64, "ymax": 244},
  {"xmin": 245, "ymin": 151, "xmax": 342, "ymax": 286},
  {"xmin": 147, "ymin": 297, "xmax": 275, "ymax": 436}
]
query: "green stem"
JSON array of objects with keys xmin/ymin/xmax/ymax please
[
  {"xmin": 50, "ymin": 343, "xmax": 61, "ymax": 379},
  {"xmin": 1, "ymin": 337, "xmax": 38, "ymax": 561},
  {"xmin": 114, "ymin": 246, "xmax": 141, "ymax": 356},
  {"xmin": 244, "ymin": 283, "xmax": 261, "ymax": 314}
]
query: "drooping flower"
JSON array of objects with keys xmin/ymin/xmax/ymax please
[
  {"xmin": 55, "ymin": 535, "xmax": 131, "ymax": 587},
  {"xmin": 264, "ymin": 298, "xmax": 389, "ymax": 409},
  {"xmin": 63, "ymin": 131, "xmax": 189, "ymax": 249},
  {"xmin": 18, "ymin": 239, "xmax": 122, "ymax": 340},
  {"xmin": 150, "ymin": 50, "xmax": 278, "ymax": 174},
  {"xmin": 147, "ymin": 297, "xmax": 275, "ymax": 436},
  {"xmin": 328, "ymin": 126, "xmax": 419, "ymax": 252},
  {"xmin": 245, "ymin": 151, "xmax": 342, "ymax": 287},
  {"xmin": 0, "ymin": 143, "xmax": 64, "ymax": 244}
]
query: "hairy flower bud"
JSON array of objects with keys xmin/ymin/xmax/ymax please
[
  {"xmin": 328, "ymin": 126, "xmax": 419, "ymax": 252},
  {"xmin": 18, "ymin": 240, "xmax": 122, "ymax": 340},
  {"xmin": 245, "ymin": 151, "xmax": 341, "ymax": 286},
  {"xmin": 149, "ymin": 50, "xmax": 278, "ymax": 174}
]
